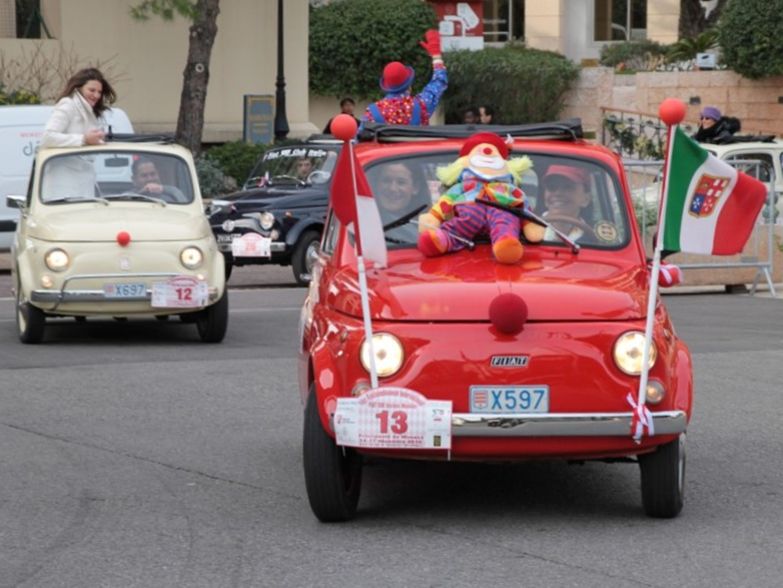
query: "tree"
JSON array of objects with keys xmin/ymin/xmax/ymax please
[
  {"xmin": 718, "ymin": 0, "xmax": 783, "ymax": 79},
  {"xmin": 678, "ymin": 0, "xmax": 728, "ymax": 38},
  {"xmin": 131, "ymin": 0, "xmax": 220, "ymax": 155}
]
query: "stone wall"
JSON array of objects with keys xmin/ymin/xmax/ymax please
[{"xmin": 562, "ymin": 67, "xmax": 783, "ymax": 137}]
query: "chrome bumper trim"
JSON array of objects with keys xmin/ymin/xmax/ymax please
[
  {"xmin": 217, "ymin": 239, "xmax": 285, "ymax": 254},
  {"xmin": 451, "ymin": 410, "xmax": 687, "ymax": 437},
  {"xmin": 31, "ymin": 271, "xmax": 218, "ymax": 310}
]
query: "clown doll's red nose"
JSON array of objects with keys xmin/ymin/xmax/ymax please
[
  {"xmin": 483, "ymin": 146, "xmax": 492, "ymax": 155},
  {"xmin": 117, "ymin": 231, "xmax": 131, "ymax": 247}
]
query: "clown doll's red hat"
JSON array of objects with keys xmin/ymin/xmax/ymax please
[{"xmin": 459, "ymin": 132, "xmax": 510, "ymax": 159}]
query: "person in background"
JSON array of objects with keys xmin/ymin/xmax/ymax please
[
  {"xmin": 691, "ymin": 106, "xmax": 741, "ymax": 144},
  {"xmin": 323, "ymin": 97, "xmax": 360, "ymax": 134},
  {"xmin": 479, "ymin": 105, "xmax": 495, "ymax": 124},
  {"xmin": 131, "ymin": 158, "xmax": 187, "ymax": 202},
  {"xmin": 462, "ymin": 106, "xmax": 480, "ymax": 125},
  {"xmin": 41, "ymin": 67, "xmax": 116, "ymax": 148},
  {"xmin": 361, "ymin": 29, "xmax": 447, "ymax": 127}
]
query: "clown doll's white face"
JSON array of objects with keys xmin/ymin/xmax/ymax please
[{"xmin": 465, "ymin": 143, "xmax": 510, "ymax": 180}]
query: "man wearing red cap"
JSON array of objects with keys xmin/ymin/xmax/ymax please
[
  {"xmin": 361, "ymin": 29, "xmax": 447, "ymax": 127},
  {"xmin": 540, "ymin": 164, "xmax": 593, "ymax": 242}
]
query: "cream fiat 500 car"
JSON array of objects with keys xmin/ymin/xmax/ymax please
[{"xmin": 7, "ymin": 140, "xmax": 227, "ymax": 344}]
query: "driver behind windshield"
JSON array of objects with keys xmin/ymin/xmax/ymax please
[
  {"xmin": 131, "ymin": 158, "xmax": 186, "ymax": 202},
  {"xmin": 295, "ymin": 157, "xmax": 314, "ymax": 181},
  {"xmin": 374, "ymin": 161, "xmax": 431, "ymax": 244},
  {"xmin": 541, "ymin": 165, "xmax": 592, "ymax": 242}
]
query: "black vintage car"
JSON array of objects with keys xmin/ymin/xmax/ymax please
[{"xmin": 206, "ymin": 140, "xmax": 340, "ymax": 285}]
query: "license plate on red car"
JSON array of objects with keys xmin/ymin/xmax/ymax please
[{"xmin": 469, "ymin": 386, "xmax": 549, "ymax": 413}]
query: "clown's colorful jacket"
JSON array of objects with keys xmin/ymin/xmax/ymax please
[{"xmin": 429, "ymin": 170, "xmax": 525, "ymax": 223}]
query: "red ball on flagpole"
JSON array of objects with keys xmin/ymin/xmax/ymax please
[
  {"xmin": 659, "ymin": 98, "xmax": 686, "ymax": 126},
  {"xmin": 330, "ymin": 114, "xmax": 358, "ymax": 141}
]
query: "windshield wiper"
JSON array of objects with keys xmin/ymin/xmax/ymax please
[
  {"xmin": 45, "ymin": 196, "xmax": 110, "ymax": 206},
  {"xmin": 383, "ymin": 204, "xmax": 428, "ymax": 231},
  {"xmin": 476, "ymin": 198, "xmax": 580, "ymax": 254},
  {"xmin": 105, "ymin": 192, "xmax": 167, "ymax": 206},
  {"xmin": 268, "ymin": 175, "xmax": 307, "ymax": 187}
]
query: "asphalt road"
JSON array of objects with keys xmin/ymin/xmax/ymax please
[{"xmin": 0, "ymin": 268, "xmax": 782, "ymax": 587}]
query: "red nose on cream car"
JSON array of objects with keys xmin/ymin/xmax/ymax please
[
  {"xmin": 7, "ymin": 140, "xmax": 228, "ymax": 344},
  {"xmin": 298, "ymin": 122, "xmax": 692, "ymax": 522}
]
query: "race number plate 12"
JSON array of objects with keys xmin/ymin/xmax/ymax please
[
  {"xmin": 151, "ymin": 276, "xmax": 208, "ymax": 308},
  {"xmin": 334, "ymin": 387, "xmax": 452, "ymax": 450},
  {"xmin": 231, "ymin": 233, "xmax": 271, "ymax": 257}
]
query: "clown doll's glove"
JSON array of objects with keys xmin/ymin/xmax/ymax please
[{"xmin": 419, "ymin": 29, "xmax": 442, "ymax": 60}]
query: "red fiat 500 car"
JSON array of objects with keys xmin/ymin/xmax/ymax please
[{"xmin": 298, "ymin": 122, "xmax": 692, "ymax": 522}]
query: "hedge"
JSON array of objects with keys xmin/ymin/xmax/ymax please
[
  {"xmin": 718, "ymin": 0, "xmax": 783, "ymax": 79},
  {"xmin": 442, "ymin": 46, "xmax": 580, "ymax": 124}
]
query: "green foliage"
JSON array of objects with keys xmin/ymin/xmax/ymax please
[
  {"xmin": 666, "ymin": 29, "xmax": 718, "ymax": 62},
  {"xmin": 204, "ymin": 140, "xmax": 267, "ymax": 186},
  {"xmin": 443, "ymin": 46, "xmax": 580, "ymax": 124},
  {"xmin": 309, "ymin": 0, "xmax": 437, "ymax": 99},
  {"xmin": 0, "ymin": 85, "xmax": 41, "ymax": 105},
  {"xmin": 195, "ymin": 155, "xmax": 230, "ymax": 199},
  {"xmin": 718, "ymin": 0, "xmax": 783, "ymax": 79},
  {"xmin": 130, "ymin": 0, "xmax": 197, "ymax": 21},
  {"xmin": 599, "ymin": 40, "xmax": 669, "ymax": 70}
]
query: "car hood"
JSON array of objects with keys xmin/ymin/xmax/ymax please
[
  {"xmin": 222, "ymin": 186, "xmax": 329, "ymax": 211},
  {"xmin": 28, "ymin": 205, "xmax": 210, "ymax": 242},
  {"xmin": 326, "ymin": 252, "xmax": 649, "ymax": 322}
]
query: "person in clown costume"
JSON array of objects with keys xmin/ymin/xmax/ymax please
[
  {"xmin": 361, "ymin": 29, "xmax": 447, "ymax": 126},
  {"xmin": 417, "ymin": 132, "xmax": 546, "ymax": 264}
]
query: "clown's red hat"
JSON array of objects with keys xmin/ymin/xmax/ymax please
[
  {"xmin": 380, "ymin": 61, "xmax": 415, "ymax": 93},
  {"xmin": 459, "ymin": 132, "xmax": 510, "ymax": 159}
]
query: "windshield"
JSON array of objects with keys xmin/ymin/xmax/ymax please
[
  {"xmin": 364, "ymin": 151, "xmax": 632, "ymax": 250},
  {"xmin": 244, "ymin": 145, "xmax": 339, "ymax": 189},
  {"xmin": 40, "ymin": 150, "xmax": 195, "ymax": 204}
]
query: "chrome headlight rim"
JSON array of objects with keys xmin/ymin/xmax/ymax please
[
  {"xmin": 180, "ymin": 246, "xmax": 204, "ymax": 269},
  {"xmin": 259, "ymin": 211, "xmax": 275, "ymax": 230},
  {"xmin": 360, "ymin": 332, "xmax": 404, "ymax": 378},
  {"xmin": 44, "ymin": 247, "xmax": 70, "ymax": 272},
  {"xmin": 613, "ymin": 330, "xmax": 657, "ymax": 376}
]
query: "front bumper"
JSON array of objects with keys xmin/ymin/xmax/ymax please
[
  {"xmin": 451, "ymin": 410, "xmax": 686, "ymax": 437},
  {"xmin": 31, "ymin": 272, "xmax": 219, "ymax": 311},
  {"xmin": 215, "ymin": 232, "xmax": 286, "ymax": 254}
]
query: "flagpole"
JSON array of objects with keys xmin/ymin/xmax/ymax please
[
  {"xmin": 634, "ymin": 99, "xmax": 685, "ymax": 441},
  {"xmin": 347, "ymin": 140, "xmax": 380, "ymax": 389}
]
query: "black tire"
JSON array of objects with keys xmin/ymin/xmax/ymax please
[
  {"xmin": 155, "ymin": 315, "xmax": 170, "ymax": 322},
  {"xmin": 303, "ymin": 386, "xmax": 362, "ymax": 522},
  {"xmin": 196, "ymin": 291, "xmax": 229, "ymax": 343},
  {"xmin": 223, "ymin": 253, "xmax": 233, "ymax": 281},
  {"xmin": 291, "ymin": 230, "xmax": 321, "ymax": 286},
  {"xmin": 16, "ymin": 284, "xmax": 45, "ymax": 344},
  {"xmin": 639, "ymin": 434, "xmax": 685, "ymax": 518}
]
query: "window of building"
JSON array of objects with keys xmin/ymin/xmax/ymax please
[
  {"xmin": 594, "ymin": 0, "xmax": 646, "ymax": 42},
  {"xmin": 483, "ymin": 0, "xmax": 524, "ymax": 45},
  {"xmin": 0, "ymin": 0, "xmax": 50, "ymax": 39}
]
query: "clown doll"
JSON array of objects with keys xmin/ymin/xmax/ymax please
[{"xmin": 417, "ymin": 132, "xmax": 545, "ymax": 264}]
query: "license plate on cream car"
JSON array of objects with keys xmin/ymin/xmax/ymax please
[
  {"xmin": 469, "ymin": 386, "xmax": 549, "ymax": 413},
  {"xmin": 103, "ymin": 282, "xmax": 146, "ymax": 298}
]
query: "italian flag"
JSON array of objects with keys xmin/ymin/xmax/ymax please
[{"xmin": 662, "ymin": 127, "xmax": 767, "ymax": 255}]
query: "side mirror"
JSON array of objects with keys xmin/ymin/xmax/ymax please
[{"xmin": 6, "ymin": 194, "xmax": 26, "ymax": 210}]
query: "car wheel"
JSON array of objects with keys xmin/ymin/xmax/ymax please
[
  {"xmin": 196, "ymin": 291, "xmax": 228, "ymax": 343},
  {"xmin": 155, "ymin": 315, "xmax": 170, "ymax": 322},
  {"xmin": 16, "ymin": 283, "xmax": 45, "ymax": 344},
  {"xmin": 223, "ymin": 253, "xmax": 233, "ymax": 281},
  {"xmin": 302, "ymin": 385, "xmax": 362, "ymax": 522},
  {"xmin": 292, "ymin": 230, "xmax": 321, "ymax": 286},
  {"xmin": 639, "ymin": 433, "xmax": 685, "ymax": 518}
]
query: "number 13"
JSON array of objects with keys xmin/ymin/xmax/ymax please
[{"xmin": 375, "ymin": 410, "xmax": 408, "ymax": 434}]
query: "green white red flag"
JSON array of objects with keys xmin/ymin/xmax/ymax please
[{"xmin": 661, "ymin": 127, "xmax": 767, "ymax": 255}]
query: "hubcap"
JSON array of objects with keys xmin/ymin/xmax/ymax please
[{"xmin": 305, "ymin": 241, "xmax": 320, "ymax": 274}]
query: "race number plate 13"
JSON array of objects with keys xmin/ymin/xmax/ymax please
[
  {"xmin": 334, "ymin": 387, "xmax": 452, "ymax": 450},
  {"xmin": 151, "ymin": 276, "xmax": 208, "ymax": 308}
]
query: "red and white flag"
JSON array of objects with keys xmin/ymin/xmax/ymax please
[{"xmin": 329, "ymin": 142, "xmax": 387, "ymax": 268}]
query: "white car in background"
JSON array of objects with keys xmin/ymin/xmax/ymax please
[{"xmin": 7, "ymin": 140, "xmax": 228, "ymax": 344}]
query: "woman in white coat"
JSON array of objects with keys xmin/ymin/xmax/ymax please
[{"xmin": 40, "ymin": 68, "xmax": 117, "ymax": 200}]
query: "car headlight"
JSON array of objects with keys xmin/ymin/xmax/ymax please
[
  {"xmin": 260, "ymin": 212, "xmax": 275, "ymax": 230},
  {"xmin": 180, "ymin": 246, "xmax": 204, "ymax": 269},
  {"xmin": 44, "ymin": 248, "xmax": 70, "ymax": 272},
  {"xmin": 360, "ymin": 333, "xmax": 404, "ymax": 378},
  {"xmin": 222, "ymin": 219, "xmax": 235, "ymax": 232},
  {"xmin": 613, "ymin": 331, "xmax": 657, "ymax": 376}
]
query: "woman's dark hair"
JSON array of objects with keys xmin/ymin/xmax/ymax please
[{"xmin": 58, "ymin": 67, "xmax": 117, "ymax": 117}]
